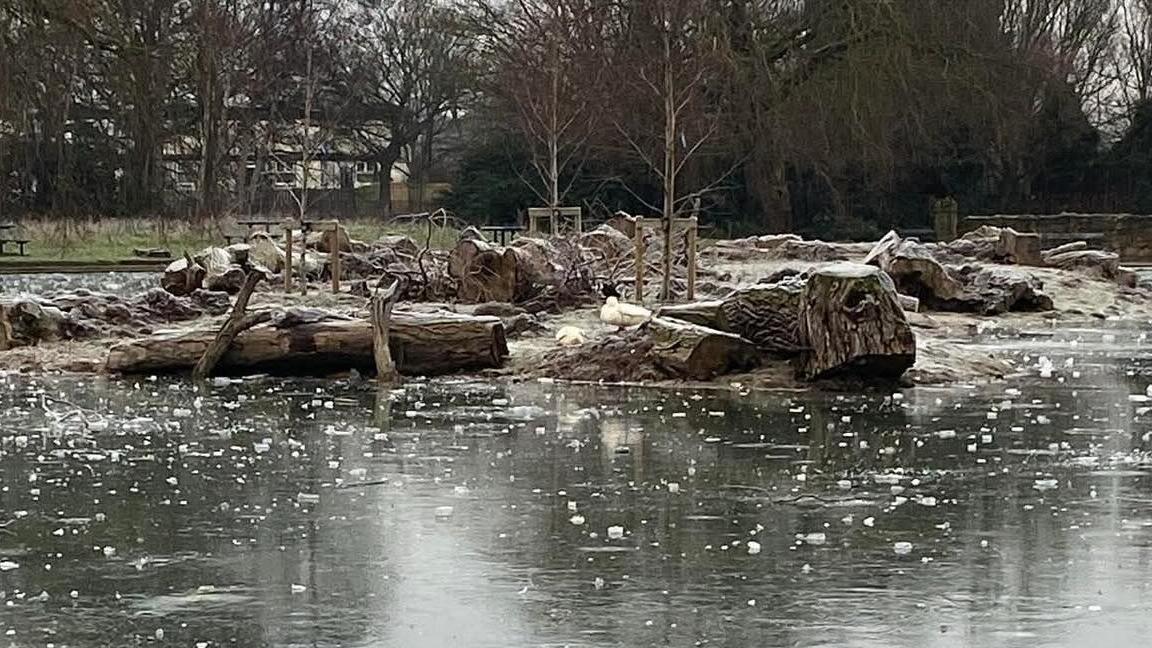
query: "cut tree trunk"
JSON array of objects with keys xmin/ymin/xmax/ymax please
[
  {"xmin": 995, "ymin": 228, "xmax": 1043, "ymax": 266},
  {"xmin": 864, "ymin": 230, "xmax": 966, "ymax": 303},
  {"xmin": 371, "ymin": 280, "xmax": 401, "ymax": 382},
  {"xmin": 162, "ymin": 253, "xmax": 208, "ymax": 297},
  {"xmin": 192, "ymin": 272, "xmax": 268, "ymax": 380},
  {"xmin": 646, "ymin": 316, "xmax": 760, "ymax": 380},
  {"xmin": 657, "ymin": 277, "xmax": 807, "ymax": 354},
  {"xmin": 796, "ymin": 262, "xmax": 916, "ymax": 380},
  {"xmin": 106, "ymin": 310, "xmax": 508, "ymax": 377}
]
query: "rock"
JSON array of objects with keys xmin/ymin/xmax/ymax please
[
  {"xmin": 133, "ymin": 247, "xmax": 172, "ymax": 259},
  {"xmin": 502, "ymin": 313, "xmax": 546, "ymax": 338},
  {"xmin": 995, "ymin": 228, "xmax": 1043, "ymax": 266},
  {"xmin": 796, "ymin": 262, "xmax": 916, "ymax": 380},
  {"xmin": 249, "ymin": 232, "xmax": 286, "ymax": 272}
]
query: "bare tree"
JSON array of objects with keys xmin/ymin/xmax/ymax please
[
  {"xmin": 606, "ymin": 0, "xmax": 733, "ymax": 300},
  {"xmin": 475, "ymin": 0, "xmax": 609, "ymax": 211},
  {"xmin": 343, "ymin": 0, "xmax": 477, "ymax": 216}
]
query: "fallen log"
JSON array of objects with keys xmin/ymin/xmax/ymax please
[
  {"xmin": 646, "ymin": 316, "xmax": 760, "ymax": 380},
  {"xmin": 658, "ymin": 278, "xmax": 806, "ymax": 354},
  {"xmin": 796, "ymin": 262, "xmax": 916, "ymax": 380},
  {"xmin": 105, "ymin": 310, "xmax": 508, "ymax": 377}
]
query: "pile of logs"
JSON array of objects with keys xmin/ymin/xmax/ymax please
[{"xmin": 533, "ymin": 261, "xmax": 917, "ymax": 382}]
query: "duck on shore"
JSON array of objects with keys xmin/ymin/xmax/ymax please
[{"xmin": 599, "ymin": 284, "xmax": 651, "ymax": 330}]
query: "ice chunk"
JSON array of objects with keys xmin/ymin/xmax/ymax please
[
  {"xmin": 607, "ymin": 525, "xmax": 625, "ymax": 540},
  {"xmin": 893, "ymin": 542, "xmax": 913, "ymax": 555},
  {"xmin": 434, "ymin": 506, "xmax": 454, "ymax": 519},
  {"xmin": 746, "ymin": 541, "xmax": 761, "ymax": 555}
]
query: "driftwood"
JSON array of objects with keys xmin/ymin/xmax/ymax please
[
  {"xmin": 192, "ymin": 272, "xmax": 268, "ymax": 380},
  {"xmin": 106, "ymin": 310, "xmax": 508, "ymax": 376},
  {"xmin": 646, "ymin": 317, "xmax": 760, "ymax": 380},
  {"xmin": 796, "ymin": 263, "xmax": 916, "ymax": 380},
  {"xmin": 371, "ymin": 281, "xmax": 401, "ymax": 382}
]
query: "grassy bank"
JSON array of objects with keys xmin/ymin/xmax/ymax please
[{"xmin": 1, "ymin": 216, "xmax": 460, "ymax": 263}]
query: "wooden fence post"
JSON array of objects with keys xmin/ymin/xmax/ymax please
[
  {"xmin": 330, "ymin": 220, "xmax": 341, "ymax": 294},
  {"xmin": 283, "ymin": 220, "xmax": 294, "ymax": 293},
  {"xmin": 686, "ymin": 217, "xmax": 698, "ymax": 301},
  {"xmin": 932, "ymin": 197, "xmax": 959, "ymax": 241},
  {"xmin": 634, "ymin": 219, "xmax": 645, "ymax": 302}
]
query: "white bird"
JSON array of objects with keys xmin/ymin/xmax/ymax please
[
  {"xmin": 554, "ymin": 325, "xmax": 587, "ymax": 346},
  {"xmin": 599, "ymin": 284, "xmax": 651, "ymax": 330}
]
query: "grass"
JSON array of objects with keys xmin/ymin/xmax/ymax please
[{"xmin": 1, "ymin": 215, "xmax": 461, "ymax": 264}]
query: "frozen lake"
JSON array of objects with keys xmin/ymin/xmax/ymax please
[{"xmin": 1, "ymin": 326, "xmax": 1151, "ymax": 647}]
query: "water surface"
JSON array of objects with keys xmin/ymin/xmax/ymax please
[{"xmin": 1, "ymin": 328, "xmax": 1151, "ymax": 647}]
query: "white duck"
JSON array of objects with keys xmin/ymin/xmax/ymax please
[
  {"xmin": 554, "ymin": 325, "xmax": 587, "ymax": 346},
  {"xmin": 599, "ymin": 284, "xmax": 651, "ymax": 330}
]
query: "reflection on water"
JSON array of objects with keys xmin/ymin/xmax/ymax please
[
  {"xmin": 1, "ymin": 328, "xmax": 1152, "ymax": 647},
  {"xmin": 0, "ymin": 272, "xmax": 158, "ymax": 297}
]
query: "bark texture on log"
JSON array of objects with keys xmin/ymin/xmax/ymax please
[
  {"xmin": 796, "ymin": 263, "xmax": 916, "ymax": 380},
  {"xmin": 657, "ymin": 277, "xmax": 806, "ymax": 354},
  {"xmin": 106, "ymin": 310, "xmax": 508, "ymax": 377},
  {"xmin": 646, "ymin": 316, "xmax": 760, "ymax": 380}
]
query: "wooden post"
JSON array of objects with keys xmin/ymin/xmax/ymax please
[
  {"xmin": 299, "ymin": 222, "xmax": 308, "ymax": 296},
  {"xmin": 634, "ymin": 219, "xmax": 645, "ymax": 302},
  {"xmin": 932, "ymin": 197, "xmax": 958, "ymax": 242},
  {"xmin": 192, "ymin": 272, "xmax": 270, "ymax": 380},
  {"xmin": 283, "ymin": 221, "xmax": 294, "ymax": 293},
  {"xmin": 686, "ymin": 216, "xmax": 698, "ymax": 301},
  {"xmin": 370, "ymin": 280, "xmax": 401, "ymax": 382},
  {"xmin": 330, "ymin": 220, "xmax": 341, "ymax": 294}
]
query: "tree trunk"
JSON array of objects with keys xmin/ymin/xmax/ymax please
[
  {"xmin": 105, "ymin": 311, "xmax": 509, "ymax": 376},
  {"xmin": 796, "ymin": 263, "xmax": 916, "ymax": 381},
  {"xmin": 646, "ymin": 316, "xmax": 759, "ymax": 380},
  {"xmin": 658, "ymin": 278, "xmax": 807, "ymax": 355}
]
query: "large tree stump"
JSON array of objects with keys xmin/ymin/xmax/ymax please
[
  {"xmin": 796, "ymin": 263, "xmax": 916, "ymax": 380},
  {"xmin": 106, "ymin": 311, "xmax": 509, "ymax": 376},
  {"xmin": 371, "ymin": 280, "xmax": 401, "ymax": 382},
  {"xmin": 646, "ymin": 316, "xmax": 760, "ymax": 380}
]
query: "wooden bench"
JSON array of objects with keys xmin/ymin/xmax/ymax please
[
  {"xmin": 480, "ymin": 224, "xmax": 525, "ymax": 246},
  {"xmin": 0, "ymin": 224, "xmax": 28, "ymax": 256}
]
